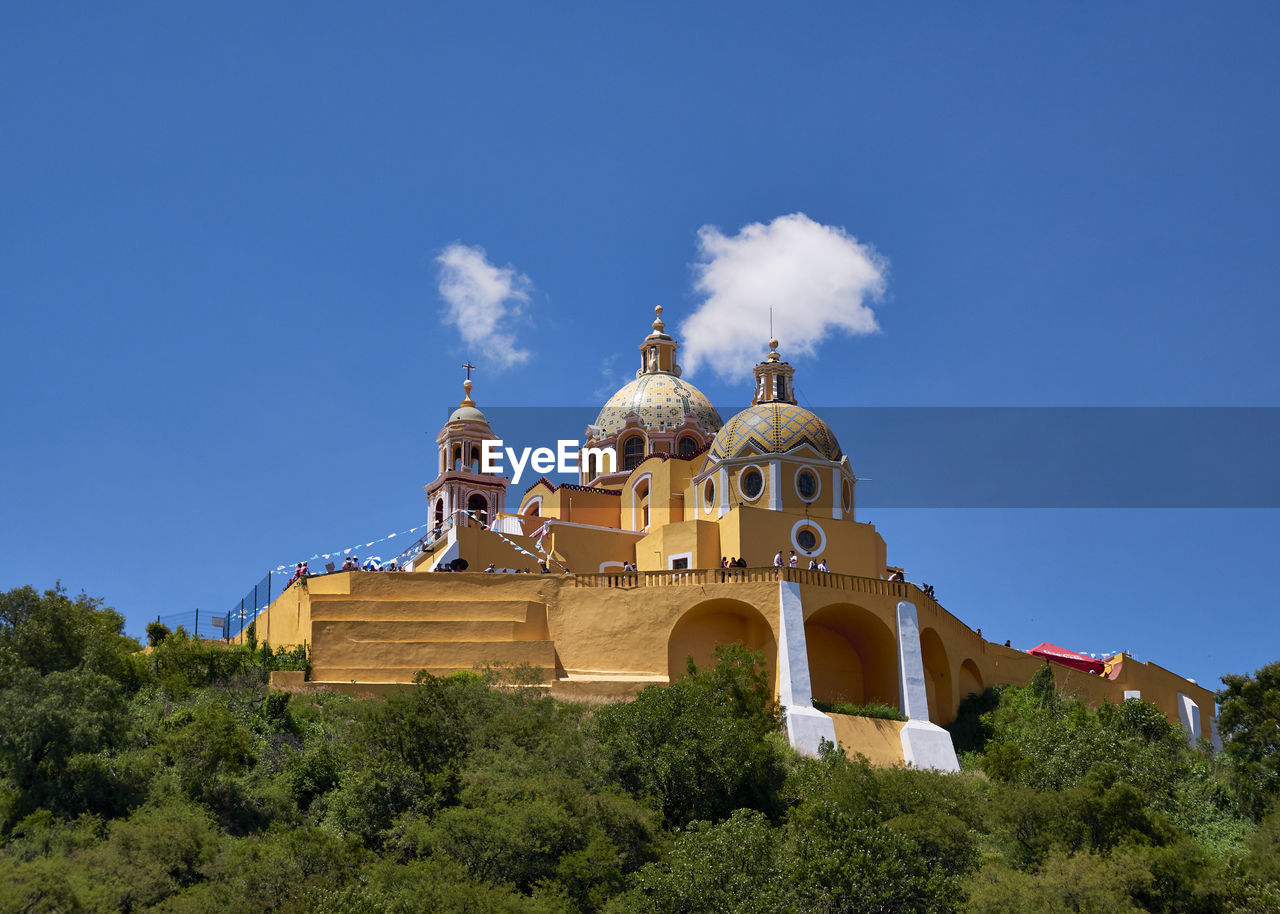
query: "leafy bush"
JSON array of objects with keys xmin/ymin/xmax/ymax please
[
  {"xmin": 813, "ymin": 699, "xmax": 906, "ymax": 721},
  {"xmin": 0, "ymin": 584, "xmax": 1276, "ymax": 912}
]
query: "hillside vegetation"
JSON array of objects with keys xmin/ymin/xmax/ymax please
[{"xmin": 1, "ymin": 585, "xmax": 1278, "ymax": 913}]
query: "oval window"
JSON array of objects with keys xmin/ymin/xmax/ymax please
[
  {"xmin": 741, "ymin": 468, "xmax": 763, "ymax": 499},
  {"xmin": 797, "ymin": 528, "xmax": 817, "ymax": 551},
  {"xmin": 796, "ymin": 468, "xmax": 818, "ymax": 501},
  {"xmin": 704, "ymin": 479, "xmax": 716, "ymax": 510},
  {"xmin": 842, "ymin": 480, "xmax": 852, "ymax": 513}
]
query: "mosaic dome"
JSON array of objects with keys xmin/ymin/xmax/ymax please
[
  {"xmin": 594, "ymin": 373, "xmax": 723, "ymax": 439},
  {"xmin": 710, "ymin": 403, "xmax": 842, "ymax": 461}
]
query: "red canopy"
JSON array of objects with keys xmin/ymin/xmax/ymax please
[{"xmin": 1028, "ymin": 642, "xmax": 1105, "ymax": 675}]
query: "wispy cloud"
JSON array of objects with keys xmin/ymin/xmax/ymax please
[
  {"xmin": 436, "ymin": 243, "xmax": 532, "ymax": 369},
  {"xmin": 679, "ymin": 213, "xmax": 887, "ymax": 379},
  {"xmin": 592, "ymin": 353, "xmax": 626, "ymax": 401}
]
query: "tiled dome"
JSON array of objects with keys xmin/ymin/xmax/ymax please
[
  {"xmin": 710, "ymin": 403, "xmax": 841, "ymax": 461},
  {"xmin": 594, "ymin": 373, "xmax": 723, "ymax": 438}
]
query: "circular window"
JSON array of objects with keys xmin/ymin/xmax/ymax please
[
  {"xmin": 842, "ymin": 479, "xmax": 852, "ymax": 513},
  {"xmin": 791, "ymin": 519, "xmax": 827, "ymax": 555},
  {"xmin": 704, "ymin": 479, "xmax": 716, "ymax": 511},
  {"xmin": 739, "ymin": 467, "xmax": 763, "ymax": 500},
  {"xmin": 796, "ymin": 468, "xmax": 819, "ymax": 502}
]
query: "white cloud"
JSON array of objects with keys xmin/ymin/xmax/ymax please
[
  {"xmin": 436, "ymin": 243, "xmax": 532, "ymax": 369},
  {"xmin": 679, "ymin": 213, "xmax": 887, "ymax": 379}
]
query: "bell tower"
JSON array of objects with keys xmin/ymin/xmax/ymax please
[{"xmin": 424, "ymin": 365, "xmax": 509, "ymax": 540}]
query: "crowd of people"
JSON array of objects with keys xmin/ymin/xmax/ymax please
[
  {"xmin": 286, "ymin": 550, "xmax": 943, "ymax": 595},
  {"xmin": 771, "ymin": 549, "xmax": 831, "ymax": 573}
]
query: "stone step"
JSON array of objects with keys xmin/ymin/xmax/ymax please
[
  {"xmin": 310, "ymin": 599, "xmax": 546, "ymax": 624},
  {"xmin": 313, "ymin": 618, "xmax": 547, "ymax": 643},
  {"xmin": 309, "ymin": 639, "xmax": 558, "ymax": 684}
]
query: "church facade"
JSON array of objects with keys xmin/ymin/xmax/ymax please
[{"xmin": 258, "ymin": 308, "xmax": 1217, "ymax": 770}]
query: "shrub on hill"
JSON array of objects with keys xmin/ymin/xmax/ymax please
[{"xmin": 0, "ymin": 584, "xmax": 1277, "ymax": 912}]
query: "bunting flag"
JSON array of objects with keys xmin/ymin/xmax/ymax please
[
  {"xmin": 459, "ymin": 509, "xmax": 566, "ymax": 571},
  {"xmin": 273, "ymin": 524, "xmax": 424, "ymax": 573}
]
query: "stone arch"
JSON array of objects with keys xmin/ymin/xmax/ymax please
[
  {"xmin": 667, "ymin": 599, "xmax": 776, "ymax": 693},
  {"xmin": 958, "ymin": 659, "xmax": 984, "ymax": 704},
  {"xmin": 919, "ymin": 627, "xmax": 953, "ymax": 725},
  {"xmin": 804, "ymin": 603, "xmax": 898, "ymax": 708},
  {"xmin": 467, "ymin": 492, "xmax": 488, "ymax": 528}
]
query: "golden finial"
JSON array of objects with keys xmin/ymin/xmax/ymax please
[
  {"xmin": 652, "ymin": 305, "xmax": 665, "ymax": 333},
  {"xmin": 460, "ymin": 361, "xmax": 477, "ymax": 406},
  {"xmin": 767, "ymin": 338, "xmax": 781, "ymax": 361}
]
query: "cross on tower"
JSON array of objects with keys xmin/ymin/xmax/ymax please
[{"xmin": 461, "ymin": 361, "xmax": 476, "ymax": 380}]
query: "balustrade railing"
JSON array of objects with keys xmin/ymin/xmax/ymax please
[{"xmin": 572, "ymin": 566, "xmax": 941, "ymax": 611}]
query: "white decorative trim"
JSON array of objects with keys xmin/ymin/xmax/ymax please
[
  {"xmin": 718, "ymin": 465, "xmax": 730, "ymax": 518},
  {"xmin": 778, "ymin": 580, "xmax": 836, "ymax": 757},
  {"xmin": 1177, "ymin": 692, "xmax": 1202, "ymax": 746},
  {"xmin": 599, "ymin": 560, "xmax": 626, "ymax": 572},
  {"xmin": 737, "ymin": 464, "xmax": 765, "ymax": 503},
  {"xmin": 831, "ymin": 467, "xmax": 842, "ymax": 520},
  {"xmin": 896, "ymin": 601, "xmax": 930, "ymax": 721},
  {"xmin": 629, "ymin": 472, "xmax": 653, "ymax": 532},
  {"xmin": 667, "ymin": 551, "xmax": 693, "ymax": 570},
  {"xmin": 794, "ymin": 466, "xmax": 821, "ymax": 503},
  {"xmin": 768, "ymin": 461, "xmax": 781, "ymax": 511},
  {"xmin": 522, "ymin": 495, "xmax": 544, "ymax": 516},
  {"xmin": 790, "ymin": 519, "xmax": 826, "ymax": 556}
]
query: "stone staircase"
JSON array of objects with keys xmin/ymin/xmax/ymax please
[{"xmin": 306, "ymin": 575, "xmax": 557, "ymax": 683}]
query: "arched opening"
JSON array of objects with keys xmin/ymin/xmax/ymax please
[
  {"xmin": 804, "ymin": 603, "xmax": 898, "ymax": 708},
  {"xmin": 452, "ymin": 445, "xmax": 463, "ymax": 471},
  {"xmin": 958, "ymin": 659, "xmax": 984, "ymax": 704},
  {"xmin": 622, "ymin": 434, "xmax": 645, "ymax": 471},
  {"xmin": 434, "ymin": 498, "xmax": 445, "ymax": 531},
  {"xmin": 470, "ymin": 442, "xmax": 480, "ymax": 473},
  {"xmin": 467, "ymin": 493, "xmax": 489, "ymax": 528},
  {"xmin": 667, "ymin": 599, "xmax": 776, "ymax": 693},
  {"xmin": 635, "ymin": 477, "xmax": 651, "ymax": 531},
  {"xmin": 919, "ymin": 627, "xmax": 953, "ymax": 724},
  {"xmin": 677, "ymin": 435, "xmax": 699, "ymax": 456}
]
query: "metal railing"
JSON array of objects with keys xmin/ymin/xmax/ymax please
[{"xmin": 571, "ymin": 566, "xmax": 945, "ymax": 613}]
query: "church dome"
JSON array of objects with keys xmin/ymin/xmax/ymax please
[
  {"xmin": 710, "ymin": 402, "xmax": 842, "ymax": 461},
  {"xmin": 594, "ymin": 373, "xmax": 723, "ymax": 438},
  {"xmin": 448, "ymin": 403, "xmax": 488, "ymax": 424}
]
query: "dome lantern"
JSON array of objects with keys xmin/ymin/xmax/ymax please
[
  {"xmin": 638, "ymin": 305, "xmax": 681, "ymax": 377},
  {"xmin": 752, "ymin": 338, "xmax": 797, "ymax": 406}
]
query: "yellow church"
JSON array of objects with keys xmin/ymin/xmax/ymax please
[{"xmin": 259, "ymin": 307, "xmax": 1217, "ymax": 770}]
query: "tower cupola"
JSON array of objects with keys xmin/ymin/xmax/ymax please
[
  {"xmin": 638, "ymin": 305, "xmax": 681, "ymax": 376},
  {"xmin": 752, "ymin": 338, "xmax": 797, "ymax": 405}
]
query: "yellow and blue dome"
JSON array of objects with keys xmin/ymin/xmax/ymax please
[
  {"xmin": 594, "ymin": 373, "xmax": 723, "ymax": 438},
  {"xmin": 710, "ymin": 403, "xmax": 842, "ymax": 461}
]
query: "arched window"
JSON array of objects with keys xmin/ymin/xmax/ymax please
[
  {"xmin": 677, "ymin": 435, "xmax": 699, "ymax": 456},
  {"xmin": 452, "ymin": 445, "xmax": 462, "ymax": 471},
  {"xmin": 467, "ymin": 493, "xmax": 488, "ymax": 528},
  {"xmin": 434, "ymin": 498, "xmax": 445, "ymax": 530},
  {"xmin": 622, "ymin": 435, "xmax": 645, "ymax": 471},
  {"xmin": 635, "ymin": 478, "xmax": 651, "ymax": 530}
]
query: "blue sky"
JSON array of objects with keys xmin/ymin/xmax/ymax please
[{"xmin": 2, "ymin": 2, "xmax": 1277, "ymax": 689}]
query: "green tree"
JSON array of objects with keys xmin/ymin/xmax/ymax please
[
  {"xmin": 1217, "ymin": 659, "xmax": 1280, "ymax": 818},
  {"xmin": 594, "ymin": 645, "xmax": 786, "ymax": 827}
]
